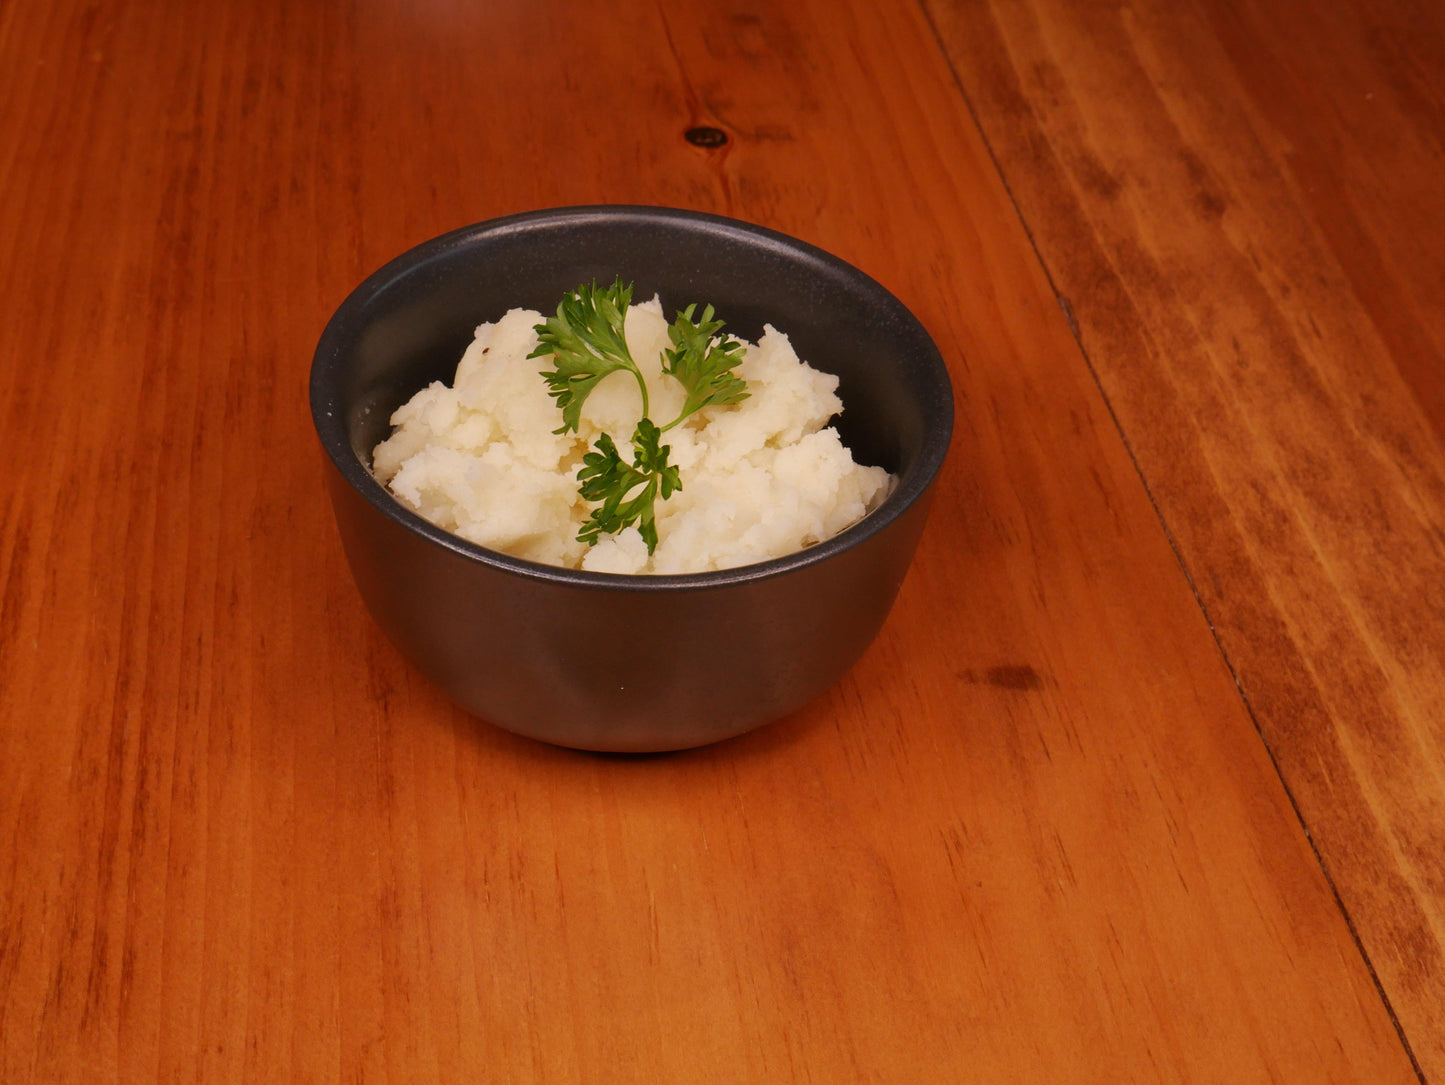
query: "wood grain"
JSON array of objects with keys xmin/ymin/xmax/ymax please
[
  {"xmin": 0, "ymin": 0, "xmax": 1421, "ymax": 1079},
  {"xmin": 924, "ymin": 0, "xmax": 1445, "ymax": 1074}
]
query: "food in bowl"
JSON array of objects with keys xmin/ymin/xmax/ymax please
[{"xmin": 371, "ymin": 280, "xmax": 892, "ymax": 574}]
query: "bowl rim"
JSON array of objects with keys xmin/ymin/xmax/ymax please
[{"xmin": 311, "ymin": 204, "xmax": 954, "ymax": 592}]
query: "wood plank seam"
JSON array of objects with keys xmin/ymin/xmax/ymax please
[{"xmin": 913, "ymin": 2, "xmax": 1429, "ymax": 1080}]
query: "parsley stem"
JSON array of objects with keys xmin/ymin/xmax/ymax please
[
  {"xmin": 631, "ymin": 366, "xmax": 650, "ymax": 422},
  {"xmin": 657, "ymin": 408, "xmax": 691, "ymax": 434}
]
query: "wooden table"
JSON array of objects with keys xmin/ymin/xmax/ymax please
[{"xmin": 4, "ymin": 0, "xmax": 1441, "ymax": 1079}]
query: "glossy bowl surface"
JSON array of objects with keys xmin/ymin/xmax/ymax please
[{"xmin": 311, "ymin": 206, "xmax": 953, "ymax": 751}]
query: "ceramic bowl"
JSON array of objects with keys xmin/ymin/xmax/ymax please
[{"xmin": 310, "ymin": 206, "xmax": 952, "ymax": 751}]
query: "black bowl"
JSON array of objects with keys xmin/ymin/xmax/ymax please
[{"xmin": 311, "ymin": 206, "xmax": 953, "ymax": 751}]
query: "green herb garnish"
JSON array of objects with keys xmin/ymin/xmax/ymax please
[
  {"xmin": 533, "ymin": 280, "xmax": 644, "ymax": 435},
  {"xmin": 530, "ymin": 279, "xmax": 749, "ymax": 554},
  {"xmin": 574, "ymin": 420, "xmax": 680, "ymax": 553},
  {"xmin": 661, "ymin": 303, "xmax": 750, "ymax": 427}
]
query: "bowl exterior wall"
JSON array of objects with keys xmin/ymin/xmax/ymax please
[{"xmin": 325, "ymin": 458, "xmax": 935, "ymax": 751}]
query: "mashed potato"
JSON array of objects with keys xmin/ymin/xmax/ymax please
[{"xmin": 371, "ymin": 298, "xmax": 892, "ymax": 574}]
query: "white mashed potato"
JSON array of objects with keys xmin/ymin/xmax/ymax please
[{"xmin": 372, "ymin": 299, "xmax": 892, "ymax": 574}]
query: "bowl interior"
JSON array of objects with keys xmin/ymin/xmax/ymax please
[{"xmin": 313, "ymin": 207, "xmax": 953, "ymax": 573}]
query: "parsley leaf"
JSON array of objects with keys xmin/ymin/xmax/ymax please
[
  {"xmin": 529, "ymin": 279, "xmax": 646, "ymax": 434},
  {"xmin": 661, "ymin": 303, "xmax": 749, "ymax": 429},
  {"xmin": 575, "ymin": 420, "xmax": 681, "ymax": 553}
]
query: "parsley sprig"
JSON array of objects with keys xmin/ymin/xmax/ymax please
[
  {"xmin": 661, "ymin": 303, "xmax": 749, "ymax": 428},
  {"xmin": 574, "ymin": 420, "xmax": 681, "ymax": 551},
  {"xmin": 530, "ymin": 280, "xmax": 749, "ymax": 554},
  {"xmin": 533, "ymin": 280, "xmax": 647, "ymax": 434}
]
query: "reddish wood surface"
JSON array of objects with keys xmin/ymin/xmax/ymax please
[
  {"xmin": 926, "ymin": 0, "xmax": 1445, "ymax": 1074},
  {"xmin": 0, "ymin": 0, "xmax": 1426, "ymax": 1079}
]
